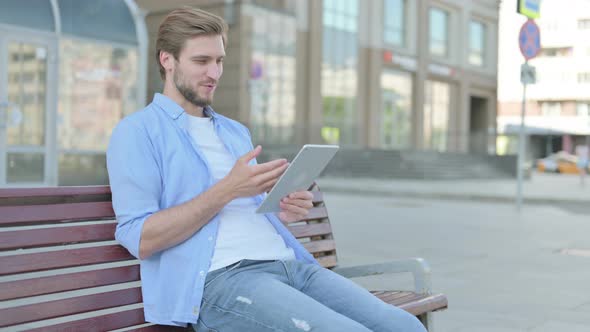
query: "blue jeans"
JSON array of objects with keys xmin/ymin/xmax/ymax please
[{"xmin": 192, "ymin": 259, "xmax": 427, "ymax": 332}]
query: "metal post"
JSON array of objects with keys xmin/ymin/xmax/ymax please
[
  {"xmin": 583, "ymin": 134, "xmax": 590, "ymax": 187},
  {"xmin": 516, "ymin": 61, "xmax": 528, "ymax": 211}
]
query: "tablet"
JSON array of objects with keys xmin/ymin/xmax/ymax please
[{"xmin": 256, "ymin": 144, "xmax": 339, "ymax": 214}]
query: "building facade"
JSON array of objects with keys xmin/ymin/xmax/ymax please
[
  {"xmin": 497, "ymin": 0, "xmax": 590, "ymax": 160},
  {"xmin": 140, "ymin": 0, "xmax": 500, "ymax": 153},
  {"xmin": 0, "ymin": 0, "xmax": 500, "ymax": 186}
]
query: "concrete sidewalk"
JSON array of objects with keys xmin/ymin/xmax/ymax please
[
  {"xmin": 317, "ymin": 172, "xmax": 590, "ymax": 205},
  {"xmin": 325, "ymin": 193, "xmax": 590, "ymax": 332}
]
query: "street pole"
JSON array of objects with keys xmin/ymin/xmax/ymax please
[
  {"xmin": 515, "ymin": 0, "xmax": 541, "ymax": 211},
  {"xmin": 516, "ymin": 61, "xmax": 528, "ymax": 211}
]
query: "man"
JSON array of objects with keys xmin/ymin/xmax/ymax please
[{"xmin": 107, "ymin": 7, "xmax": 426, "ymax": 332}]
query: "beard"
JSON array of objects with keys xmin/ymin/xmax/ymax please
[{"xmin": 173, "ymin": 67, "xmax": 213, "ymax": 108}]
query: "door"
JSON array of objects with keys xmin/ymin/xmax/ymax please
[
  {"xmin": 0, "ymin": 30, "xmax": 57, "ymax": 187},
  {"xmin": 469, "ymin": 96, "xmax": 488, "ymax": 154}
]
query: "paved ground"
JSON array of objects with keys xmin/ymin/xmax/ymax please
[
  {"xmin": 317, "ymin": 172, "xmax": 590, "ymax": 206},
  {"xmin": 320, "ymin": 175, "xmax": 590, "ymax": 331}
]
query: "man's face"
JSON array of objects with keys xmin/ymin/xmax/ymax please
[{"xmin": 171, "ymin": 35, "xmax": 225, "ymax": 108}]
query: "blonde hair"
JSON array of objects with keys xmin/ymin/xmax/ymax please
[{"xmin": 155, "ymin": 7, "xmax": 228, "ymax": 80}]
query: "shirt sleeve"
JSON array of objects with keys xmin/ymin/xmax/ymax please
[{"xmin": 107, "ymin": 119, "xmax": 162, "ymax": 259}]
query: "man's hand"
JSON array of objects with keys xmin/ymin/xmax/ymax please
[
  {"xmin": 223, "ymin": 145, "xmax": 289, "ymax": 199},
  {"xmin": 278, "ymin": 191, "xmax": 314, "ymax": 223}
]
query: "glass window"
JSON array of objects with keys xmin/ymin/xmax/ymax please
[
  {"xmin": 541, "ymin": 102, "xmax": 561, "ymax": 116},
  {"xmin": 7, "ymin": 153, "xmax": 44, "ymax": 183},
  {"xmin": 58, "ymin": 38, "xmax": 138, "ymax": 151},
  {"xmin": 429, "ymin": 8, "xmax": 449, "ymax": 58},
  {"xmin": 58, "ymin": 153, "xmax": 109, "ymax": 186},
  {"xmin": 468, "ymin": 20, "xmax": 486, "ymax": 66},
  {"xmin": 57, "ymin": 38, "xmax": 138, "ymax": 185},
  {"xmin": 540, "ymin": 47, "xmax": 572, "ymax": 57},
  {"xmin": 6, "ymin": 42, "xmax": 47, "ymax": 147},
  {"xmin": 423, "ymin": 80, "xmax": 450, "ymax": 151},
  {"xmin": 577, "ymin": 102, "xmax": 590, "ymax": 117},
  {"xmin": 579, "ymin": 19, "xmax": 590, "ymax": 30},
  {"xmin": 58, "ymin": 0, "xmax": 137, "ymax": 44},
  {"xmin": 384, "ymin": 0, "xmax": 406, "ymax": 47},
  {"xmin": 0, "ymin": 0, "xmax": 55, "ymax": 31},
  {"xmin": 381, "ymin": 70, "xmax": 412, "ymax": 149},
  {"xmin": 322, "ymin": 0, "xmax": 359, "ymax": 146},
  {"xmin": 247, "ymin": 5, "xmax": 297, "ymax": 145},
  {"xmin": 578, "ymin": 72, "xmax": 590, "ymax": 83}
]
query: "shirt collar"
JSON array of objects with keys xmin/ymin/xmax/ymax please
[{"xmin": 152, "ymin": 93, "xmax": 218, "ymax": 120}]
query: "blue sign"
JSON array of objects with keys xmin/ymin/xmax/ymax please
[
  {"xmin": 519, "ymin": 19, "xmax": 541, "ymax": 60},
  {"xmin": 517, "ymin": 0, "xmax": 541, "ymax": 19}
]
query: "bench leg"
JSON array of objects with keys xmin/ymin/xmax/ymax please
[{"xmin": 417, "ymin": 312, "xmax": 433, "ymax": 331}]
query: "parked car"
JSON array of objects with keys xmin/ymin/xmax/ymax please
[{"xmin": 537, "ymin": 151, "xmax": 588, "ymax": 174}]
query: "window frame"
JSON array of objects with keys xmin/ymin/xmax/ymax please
[
  {"xmin": 383, "ymin": 0, "xmax": 407, "ymax": 48},
  {"xmin": 468, "ymin": 19, "xmax": 486, "ymax": 67},
  {"xmin": 428, "ymin": 6, "xmax": 450, "ymax": 59}
]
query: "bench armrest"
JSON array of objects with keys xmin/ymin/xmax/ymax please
[{"xmin": 331, "ymin": 258, "xmax": 432, "ymax": 294}]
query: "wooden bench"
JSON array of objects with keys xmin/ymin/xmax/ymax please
[{"xmin": 0, "ymin": 185, "xmax": 447, "ymax": 331}]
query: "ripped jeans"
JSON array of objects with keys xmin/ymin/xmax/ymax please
[{"xmin": 192, "ymin": 259, "xmax": 427, "ymax": 332}]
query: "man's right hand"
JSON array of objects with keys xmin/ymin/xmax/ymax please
[{"xmin": 223, "ymin": 145, "xmax": 289, "ymax": 199}]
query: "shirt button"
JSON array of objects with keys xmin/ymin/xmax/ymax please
[
  {"xmin": 208, "ymin": 236, "xmax": 213, "ymax": 241},
  {"xmin": 199, "ymin": 270, "xmax": 205, "ymax": 278},
  {"xmin": 193, "ymin": 306, "xmax": 199, "ymax": 315}
]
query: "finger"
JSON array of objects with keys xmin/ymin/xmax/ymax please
[
  {"xmin": 239, "ymin": 145, "xmax": 262, "ymax": 164},
  {"xmin": 279, "ymin": 210, "xmax": 303, "ymax": 223},
  {"xmin": 280, "ymin": 201, "xmax": 309, "ymax": 216},
  {"xmin": 279, "ymin": 211, "xmax": 296, "ymax": 223},
  {"xmin": 261, "ymin": 176, "xmax": 280, "ymax": 193},
  {"xmin": 279, "ymin": 211, "xmax": 303, "ymax": 223},
  {"xmin": 282, "ymin": 197, "xmax": 313, "ymax": 209},
  {"xmin": 287, "ymin": 191, "xmax": 314, "ymax": 200},
  {"xmin": 252, "ymin": 159, "xmax": 288, "ymax": 175},
  {"xmin": 255, "ymin": 162, "xmax": 288, "ymax": 185}
]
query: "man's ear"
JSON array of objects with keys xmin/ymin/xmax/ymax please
[{"xmin": 159, "ymin": 51, "xmax": 175, "ymax": 74}]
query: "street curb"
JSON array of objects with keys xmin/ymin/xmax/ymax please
[{"xmin": 318, "ymin": 185, "xmax": 590, "ymax": 206}]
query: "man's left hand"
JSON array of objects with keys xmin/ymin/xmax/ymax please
[{"xmin": 278, "ymin": 191, "xmax": 314, "ymax": 223}]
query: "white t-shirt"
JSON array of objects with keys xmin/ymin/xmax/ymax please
[{"xmin": 185, "ymin": 115, "xmax": 295, "ymax": 272}]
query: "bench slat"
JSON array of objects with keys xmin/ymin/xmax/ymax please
[
  {"xmin": 378, "ymin": 291, "xmax": 414, "ymax": 303},
  {"xmin": 0, "ymin": 265, "xmax": 139, "ymax": 300},
  {"xmin": 371, "ymin": 291, "xmax": 448, "ymax": 316},
  {"xmin": 0, "ymin": 287, "xmax": 142, "ymax": 327},
  {"xmin": 288, "ymin": 222, "xmax": 332, "ymax": 238},
  {"xmin": 0, "ymin": 223, "xmax": 117, "ymax": 250},
  {"xmin": 26, "ymin": 308, "xmax": 147, "ymax": 332},
  {"xmin": 302, "ymin": 239, "xmax": 336, "ymax": 254},
  {"xmin": 300, "ymin": 206, "xmax": 328, "ymax": 222},
  {"xmin": 0, "ymin": 202, "xmax": 114, "ymax": 225},
  {"xmin": 0, "ymin": 245, "xmax": 134, "ymax": 275},
  {"xmin": 127, "ymin": 325, "xmax": 191, "ymax": 331},
  {"xmin": 281, "ymin": 207, "xmax": 328, "ymax": 225},
  {"xmin": 397, "ymin": 294, "xmax": 448, "ymax": 316},
  {"xmin": 316, "ymin": 255, "xmax": 337, "ymax": 268},
  {"xmin": 392, "ymin": 293, "xmax": 430, "ymax": 306},
  {"xmin": 311, "ymin": 191, "xmax": 323, "ymax": 204},
  {"xmin": 0, "ymin": 186, "xmax": 111, "ymax": 199}
]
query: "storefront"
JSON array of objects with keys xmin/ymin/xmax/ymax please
[{"xmin": 0, "ymin": 0, "xmax": 147, "ymax": 186}]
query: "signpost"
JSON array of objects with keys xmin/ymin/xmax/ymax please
[{"xmin": 516, "ymin": 18, "xmax": 541, "ymax": 210}]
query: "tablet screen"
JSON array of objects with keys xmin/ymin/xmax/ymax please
[{"xmin": 256, "ymin": 144, "xmax": 339, "ymax": 214}]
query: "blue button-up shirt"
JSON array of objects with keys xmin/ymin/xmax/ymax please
[{"xmin": 107, "ymin": 93, "xmax": 317, "ymax": 327}]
